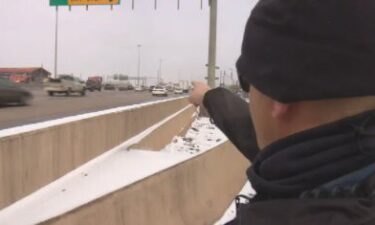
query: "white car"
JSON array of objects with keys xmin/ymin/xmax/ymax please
[
  {"xmin": 152, "ymin": 86, "xmax": 168, "ymax": 97},
  {"xmin": 134, "ymin": 86, "xmax": 143, "ymax": 92},
  {"xmin": 44, "ymin": 75, "xmax": 86, "ymax": 96},
  {"xmin": 174, "ymin": 88, "xmax": 183, "ymax": 94}
]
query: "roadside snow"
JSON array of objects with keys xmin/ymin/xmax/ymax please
[{"xmin": 164, "ymin": 117, "xmax": 226, "ymax": 154}]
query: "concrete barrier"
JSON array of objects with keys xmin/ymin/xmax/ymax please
[
  {"xmin": 41, "ymin": 141, "xmax": 249, "ymax": 225},
  {"xmin": 0, "ymin": 98, "xmax": 189, "ymax": 210},
  {"xmin": 131, "ymin": 106, "xmax": 196, "ymax": 151}
]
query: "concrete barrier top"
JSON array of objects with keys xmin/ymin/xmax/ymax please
[
  {"xmin": 0, "ymin": 97, "xmax": 187, "ymax": 139},
  {"xmin": 0, "ymin": 108, "xmax": 228, "ymax": 225}
]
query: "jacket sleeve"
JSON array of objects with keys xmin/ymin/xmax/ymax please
[{"xmin": 202, "ymin": 88, "xmax": 259, "ymax": 162}]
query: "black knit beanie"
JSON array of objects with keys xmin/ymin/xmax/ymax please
[{"xmin": 236, "ymin": 0, "xmax": 375, "ymax": 103}]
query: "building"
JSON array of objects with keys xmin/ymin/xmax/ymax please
[{"xmin": 0, "ymin": 67, "xmax": 51, "ymax": 83}]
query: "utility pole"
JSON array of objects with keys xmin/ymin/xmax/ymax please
[
  {"xmin": 137, "ymin": 44, "xmax": 141, "ymax": 86},
  {"xmin": 207, "ymin": 0, "xmax": 218, "ymax": 88},
  {"xmin": 54, "ymin": 6, "xmax": 59, "ymax": 78},
  {"xmin": 220, "ymin": 70, "xmax": 224, "ymax": 86},
  {"xmin": 158, "ymin": 59, "xmax": 163, "ymax": 84}
]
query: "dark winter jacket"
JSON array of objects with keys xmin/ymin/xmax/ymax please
[{"xmin": 203, "ymin": 88, "xmax": 375, "ymax": 225}]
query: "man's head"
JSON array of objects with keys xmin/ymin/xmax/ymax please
[
  {"xmin": 249, "ymin": 86, "xmax": 375, "ymax": 149},
  {"xmin": 236, "ymin": 0, "xmax": 375, "ymax": 148}
]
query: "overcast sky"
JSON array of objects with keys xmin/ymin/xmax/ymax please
[{"xmin": 0, "ymin": 0, "xmax": 258, "ymax": 83}]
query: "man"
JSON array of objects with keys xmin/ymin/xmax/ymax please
[{"xmin": 190, "ymin": 0, "xmax": 375, "ymax": 224}]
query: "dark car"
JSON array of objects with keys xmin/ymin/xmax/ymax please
[
  {"xmin": 103, "ymin": 83, "xmax": 116, "ymax": 90},
  {"xmin": 118, "ymin": 86, "xmax": 127, "ymax": 91},
  {"xmin": 0, "ymin": 79, "xmax": 33, "ymax": 105},
  {"xmin": 86, "ymin": 76, "xmax": 102, "ymax": 92},
  {"xmin": 86, "ymin": 79, "xmax": 102, "ymax": 92}
]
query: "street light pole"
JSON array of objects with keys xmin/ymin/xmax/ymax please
[
  {"xmin": 137, "ymin": 44, "xmax": 141, "ymax": 86},
  {"xmin": 207, "ymin": 0, "xmax": 217, "ymax": 88},
  {"xmin": 228, "ymin": 68, "xmax": 234, "ymax": 85},
  {"xmin": 54, "ymin": 6, "xmax": 59, "ymax": 78}
]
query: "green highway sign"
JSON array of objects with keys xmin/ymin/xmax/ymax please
[
  {"xmin": 50, "ymin": 0, "xmax": 120, "ymax": 6},
  {"xmin": 50, "ymin": 0, "xmax": 68, "ymax": 6}
]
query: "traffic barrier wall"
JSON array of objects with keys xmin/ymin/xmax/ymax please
[
  {"xmin": 41, "ymin": 141, "xmax": 249, "ymax": 225},
  {"xmin": 0, "ymin": 98, "xmax": 189, "ymax": 209},
  {"xmin": 131, "ymin": 106, "xmax": 196, "ymax": 151}
]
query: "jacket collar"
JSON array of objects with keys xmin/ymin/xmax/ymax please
[{"xmin": 247, "ymin": 110, "xmax": 375, "ymax": 200}]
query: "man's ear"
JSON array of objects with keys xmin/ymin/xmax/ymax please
[{"xmin": 272, "ymin": 101, "xmax": 290, "ymax": 119}]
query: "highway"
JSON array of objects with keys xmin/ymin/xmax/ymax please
[{"xmin": 0, "ymin": 88, "xmax": 183, "ymax": 130}]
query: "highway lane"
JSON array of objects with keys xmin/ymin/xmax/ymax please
[{"xmin": 0, "ymin": 88, "xmax": 184, "ymax": 130}]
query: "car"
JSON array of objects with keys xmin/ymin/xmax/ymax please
[
  {"xmin": 103, "ymin": 83, "xmax": 116, "ymax": 90},
  {"xmin": 44, "ymin": 75, "xmax": 86, "ymax": 96},
  {"xmin": 0, "ymin": 79, "xmax": 33, "ymax": 105},
  {"xmin": 179, "ymin": 80, "xmax": 190, "ymax": 93},
  {"xmin": 166, "ymin": 85, "xmax": 174, "ymax": 92},
  {"xmin": 118, "ymin": 86, "xmax": 127, "ymax": 91},
  {"xmin": 86, "ymin": 76, "xmax": 102, "ymax": 91},
  {"xmin": 134, "ymin": 86, "xmax": 143, "ymax": 92},
  {"xmin": 149, "ymin": 85, "xmax": 155, "ymax": 92},
  {"xmin": 152, "ymin": 86, "xmax": 168, "ymax": 97},
  {"xmin": 86, "ymin": 79, "xmax": 102, "ymax": 91},
  {"xmin": 174, "ymin": 88, "xmax": 183, "ymax": 94},
  {"xmin": 118, "ymin": 82, "xmax": 132, "ymax": 91}
]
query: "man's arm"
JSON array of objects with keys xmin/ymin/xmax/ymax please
[
  {"xmin": 203, "ymin": 88, "xmax": 259, "ymax": 161},
  {"xmin": 189, "ymin": 81, "xmax": 259, "ymax": 161}
]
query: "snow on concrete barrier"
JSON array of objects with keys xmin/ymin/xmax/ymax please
[
  {"xmin": 0, "ymin": 117, "xmax": 249, "ymax": 225},
  {"xmin": 0, "ymin": 97, "xmax": 190, "ymax": 210}
]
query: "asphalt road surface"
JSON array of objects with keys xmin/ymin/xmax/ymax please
[{"xmin": 0, "ymin": 88, "xmax": 184, "ymax": 130}]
